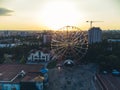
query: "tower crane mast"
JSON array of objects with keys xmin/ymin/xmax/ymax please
[{"xmin": 86, "ymin": 21, "xmax": 103, "ymax": 28}]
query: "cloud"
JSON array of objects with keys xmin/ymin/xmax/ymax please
[{"xmin": 0, "ymin": 7, "xmax": 14, "ymax": 16}]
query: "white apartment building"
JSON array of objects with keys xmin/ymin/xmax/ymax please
[
  {"xmin": 27, "ymin": 50, "xmax": 50, "ymax": 63},
  {"xmin": 88, "ymin": 27, "xmax": 102, "ymax": 44}
]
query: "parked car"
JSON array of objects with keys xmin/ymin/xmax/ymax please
[{"xmin": 112, "ymin": 69, "xmax": 120, "ymax": 76}]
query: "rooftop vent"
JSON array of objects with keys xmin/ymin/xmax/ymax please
[{"xmin": 19, "ymin": 70, "xmax": 26, "ymax": 77}]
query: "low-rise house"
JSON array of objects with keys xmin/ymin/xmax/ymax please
[
  {"xmin": 0, "ymin": 64, "xmax": 48, "ymax": 90},
  {"xmin": 107, "ymin": 39, "xmax": 120, "ymax": 43},
  {"xmin": 27, "ymin": 49, "xmax": 50, "ymax": 63},
  {"xmin": 0, "ymin": 44, "xmax": 17, "ymax": 48},
  {"xmin": 20, "ymin": 72, "xmax": 44, "ymax": 90}
]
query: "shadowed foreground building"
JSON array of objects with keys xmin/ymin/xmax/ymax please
[
  {"xmin": 0, "ymin": 64, "xmax": 48, "ymax": 90},
  {"xmin": 88, "ymin": 27, "xmax": 102, "ymax": 44}
]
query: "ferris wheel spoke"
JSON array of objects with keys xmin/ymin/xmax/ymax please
[
  {"xmin": 71, "ymin": 32, "xmax": 80, "ymax": 41},
  {"xmin": 73, "ymin": 39, "xmax": 82, "ymax": 44},
  {"xmin": 67, "ymin": 41, "xmax": 85, "ymax": 50},
  {"xmin": 72, "ymin": 35, "xmax": 85, "ymax": 43},
  {"xmin": 56, "ymin": 47, "xmax": 66, "ymax": 56},
  {"xmin": 76, "ymin": 47, "xmax": 88, "ymax": 50},
  {"xmin": 51, "ymin": 43, "xmax": 67, "ymax": 47},
  {"xmin": 53, "ymin": 39, "xmax": 60, "ymax": 42},
  {"xmin": 74, "ymin": 47, "xmax": 88, "ymax": 54},
  {"xmin": 55, "ymin": 34, "xmax": 67, "ymax": 42},
  {"xmin": 72, "ymin": 41, "xmax": 82, "ymax": 46},
  {"xmin": 71, "ymin": 32, "xmax": 82, "ymax": 42},
  {"xmin": 51, "ymin": 42, "xmax": 65, "ymax": 46},
  {"xmin": 66, "ymin": 49, "xmax": 77, "ymax": 59},
  {"xmin": 56, "ymin": 33, "xmax": 66, "ymax": 42},
  {"xmin": 74, "ymin": 46, "xmax": 84, "ymax": 50},
  {"xmin": 54, "ymin": 47, "xmax": 64, "ymax": 51},
  {"xmin": 74, "ymin": 40, "xmax": 87, "ymax": 46},
  {"xmin": 51, "ymin": 46, "xmax": 65, "ymax": 51},
  {"xmin": 52, "ymin": 39, "xmax": 64, "ymax": 43},
  {"xmin": 70, "ymin": 47, "xmax": 81, "ymax": 59},
  {"xmin": 72, "ymin": 37, "xmax": 80, "ymax": 43},
  {"xmin": 52, "ymin": 46, "xmax": 66, "ymax": 53},
  {"xmin": 74, "ymin": 45, "xmax": 88, "ymax": 50},
  {"xmin": 56, "ymin": 47, "xmax": 68, "ymax": 59},
  {"xmin": 51, "ymin": 41, "xmax": 65, "ymax": 46},
  {"xmin": 73, "ymin": 47, "xmax": 83, "ymax": 55}
]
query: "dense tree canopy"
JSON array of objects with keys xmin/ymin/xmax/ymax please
[{"xmin": 84, "ymin": 40, "xmax": 120, "ymax": 70}]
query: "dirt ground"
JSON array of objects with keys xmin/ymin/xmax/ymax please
[{"xmin": 46, "ymin": 64, "xmax": 97, "ymax": 90}]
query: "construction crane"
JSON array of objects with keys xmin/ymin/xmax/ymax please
[{"xmin": 86, "ymin": 21, "xmax": 103, "ymax": 28}]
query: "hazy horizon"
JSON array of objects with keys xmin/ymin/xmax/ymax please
[{"xmin": 0, "ymin": 0, "xmax": 120, "ymax": 30}]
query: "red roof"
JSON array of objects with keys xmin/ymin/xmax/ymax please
[{"xmin": 0, "ymin": 64, "xmax": 43, "ymax": 83}]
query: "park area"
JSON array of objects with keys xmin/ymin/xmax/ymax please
[{"xmin": 46, "ymin": 64, "xmax": 97, "ymax": 90}]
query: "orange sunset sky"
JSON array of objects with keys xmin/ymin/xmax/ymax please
[{"xmin": 0, "ymin": 0, "xmax": 120, "ymax": 30}]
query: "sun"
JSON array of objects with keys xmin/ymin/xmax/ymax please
[{"xmin": 39, "ymin": 1, "xmax": 83, "ymax": 30}]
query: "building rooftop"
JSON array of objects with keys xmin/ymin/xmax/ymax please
[
  {"xmin": 108, "ymin": 39, "xmax": 120, "ymax": 42},
  {"xmin": 21, "ymin": 72, "xmax": 44, "ymax": 82},
  {"xmin": 0, "ymin": 64, "xmax": 43, "ymax": 83},
  {"xmin": 88, "ymin": 27, "xmax": 102, "ymax": 31},
  {"xmin": 29, "ymin": 48, "xmax": 50, "ymax": 54}
]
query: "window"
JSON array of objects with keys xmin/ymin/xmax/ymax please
[
  {"xmin": 34, "ymin": 56, "xmax": 38, "ymax": 58},
  {"xmin": 41, "ymin": 85, "xmax": 43, "ymax": 89},
  {"xmin": 11, "ymin": 86, "xmax": 16, "ymax": 90},
  {"xmin": 39, "ymin": 52, "xmax": 41, "ymax": 58},
  {"xmin": 42, "ymin": 56, "xmax": 45, "ymax": 58},
  {"xmin": 4, "ymin": 86, "xmax": 8, "ymax": 90},
  {"xmin": 46, "ymin": 56, "xmax": 48, "ymax": 61}
]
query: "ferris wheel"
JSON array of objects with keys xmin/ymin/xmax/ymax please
[{"xmin": 51, "ymin": 26, "xmax": 88, "ymax": 63}]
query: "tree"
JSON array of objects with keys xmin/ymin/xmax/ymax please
[
  {"xmin": 20, "ymin": 56, "xmax": 26, "ymax": 64},
  {"xmin": 106, "ymin": 55, "xmax": 120, "ymax": 68}
]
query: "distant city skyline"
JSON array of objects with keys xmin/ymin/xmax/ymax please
[{"xmin": 0, "ymin": 0, "xmax": 120, "ymax": 30}]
